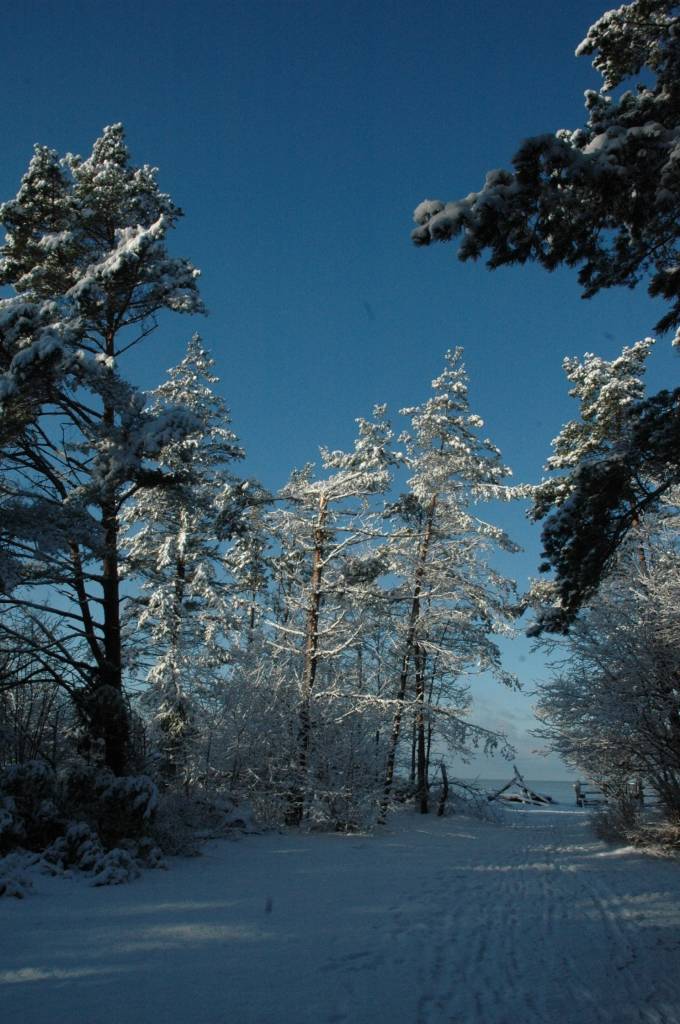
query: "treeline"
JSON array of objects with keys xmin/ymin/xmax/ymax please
[{"xmin": 0, "ymin": 127, "xmax": 521, "ymax": 836}]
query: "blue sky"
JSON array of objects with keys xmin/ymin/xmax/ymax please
[{"xmin": 2, "ymin": 1, "xmax": 676, "ymax": 780}]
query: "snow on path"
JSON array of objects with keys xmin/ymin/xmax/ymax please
[{"xmin": 2, "ymin": 805, "xmax": 680, "ymax": 1024}]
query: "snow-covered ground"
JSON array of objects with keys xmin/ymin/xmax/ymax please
[{"xmin": 2, "ymin": 804, "xmax": 680, "ymax": 1024}]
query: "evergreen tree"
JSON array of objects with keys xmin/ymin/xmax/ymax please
[
  {"xmin": 123, "ymin": 336, "xmax": 248, "ymax": 784},
  {"xmin": 380, "ymin": 350, "xmax": 520, "ymax": 818},
  {"xmin": 528, "ymin": 339, "xmax": 657, "ymax": 631},
  {"xmin": 411, "ymin": 2, "xmax": 680, "ymax": 622},
  {"xmin": 0, "ymin": 125, "xmax": 203, "ymax": 773},
  {"xmin": 267, "ymin": 406, "xmax": 396, "ymax": 824},
  {"xmin": 412, "ymin": 1, "xmax": 680, "ymax": 334}
]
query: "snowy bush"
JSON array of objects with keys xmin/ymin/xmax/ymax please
[
  {"xmin": 0, "ymin": 797, "xmax": 19, "ymax": 852},
  {"xmin": 0, "ymin": 874, "xmax": 29, "ymax": 899},
  {"xmin": 42, "ymin": 823, "xmax": 162, "ymax": 883},
  {"xmin": 57, "ymin": 764, "xmax": 158, "ymax": 845},
  {"xmin": 42, "ymin": 822, "xmax": 105, "ymax": 874},
  {"xmin": 591, "ymin": 798, "xmax": 642, "ymax": 844},
  {"xmin": 0, "ymin": 761, "xmax": 61, "ymax": 851},
  {"xmin": 305, "ymin": 788, "xmax": 366, "ymax": 833},
  {"xmin": 591, "ymin": 799, "xmax": 680, "ymax": 855},
  {"xmin": 0, "ymin": 760, "xmax": 162, "ymax": 886},
  {"xmin": 631, "ymin": 820, "xmax": 680, "ymax": 856},
  {"xmin": 56, "ymin": 762, "xmax": 100, "ymax": 815},
  {"xmin": 150, "ymin": 789, "xmax": 252, "ymax": 856},
  {"xmin": 443, "ymin": 780, "xmax": 499, "ymax": 821},
  {"xmin": 124, "ymin": 836, "xmax": 166, "ymax": 869},
  {"xmin": 0, "ymin": 852, "xmax": 34, "ymax": 899},
  {"xmin": 91, "ymin": 772, "xmax": 158, "ymax": 846},
  {"xmin": 90, "ymin": 847, "xmax": 140, "ymax": 887},
  {"xmin": 244, "ymin": 783, "xmax": 294, "ymax": 831},
  {"xmin": 41, "ymin": 823, "xmax": 143, "ymax": 885},
  {"xmin": 150, "ymin": 793, "xmax": 203, "ymax": 856}
]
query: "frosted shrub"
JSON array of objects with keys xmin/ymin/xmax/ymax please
[
  {"xmin": 151, "ymin": 789, "xmax": 252, "ymax": 855},
  {"xmin": 150, "ymin": 792, "xmax": 203, "ymax": 856},
  {"xmin": 1, "ymin": 760, "xmax": 56, "ymax": 811},
  {"xmin": 41, "ymin": 823, "xmax": 143, "ymax": 885},
  {"xmin": 0, "ymin": 852, "xmax": 33, "ymax": 899},
  {"xmin": 55, "ymin": 763, "xmax": 100, "ymax": 835},
  {"xmin": 591, "ymin": 798, "xmax": 642, "ymax": 843},
  {"xmin": 0, "ymin": 797, "xmax": 19, "ymax": 852},
  {"xmin": 591, "ymin": 798, "xmax": 680, "ymax": 854},
  {"xmin": 42, "ymin": 822, "xmax": 105, "ymax": 874},
  {"xmin": 0, "ymin": 761, "xmax": 61, "ymax": 851},
  {"xmin": 0, "ymin": 760, "xmax": 162, "ymax": 888},
  {"xmin": 126, "ymin": 836, "xmax": 166, "ymax": 869},
  {"xmin": 90, "ymin": 847, "xmax": 140, "ymax": 886},
  {"xmin": 244, "ymin": 784, "xmax": 292, "ymax": 831},
  {"xmin": 449, "ymin": 789, "xmax": 500, "ymax": 822},
  {"xmin": 305, "ymin": 785, "xmax": 379, "ymax": 832},
  {"xmin": 57, "ymin": 764, "xmax": 158, "ymax": 845},
  {"xmin": 92, "ymin": 773, "xmax": 158, "ymax": 846},
  {"xmin": 632, "ymin": 820, "xmax": 680, "ymax": 855}
]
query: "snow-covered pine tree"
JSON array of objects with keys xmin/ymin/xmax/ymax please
[
  {"xmin": 0, "ymin": 125, "xmax": 204, "ymax": 773},
  {"xmin": 202, "ymin": 476, "xmax": 274, "ymax": 796},
  {"xmin": 528, "ymin": 339, "xmax": 656, "ymax": 631},
  {"xmin": 535, "ymin": 339, "xmax": 654, "ymax": 507},
  {"xmin": 411, "ymin": 1, "xmax": 680, "ymax": 622},
  {"xmin": 380, "ymin": 349, "xmax": 519, "ymax": 819},
  {"xmin": 267, "ymin": 406, "xmax": 397, "ymax": 825},
  {"xmin": 223, "ymin": 480, "xmax": 272, "ymax": 643},
  {"xmin": 412, "ymin": 1, "xmax": 680, "ymax": 334},
  {"xmin": 123, "ymin": 336, "xmax": 254, "ymax": 785}
]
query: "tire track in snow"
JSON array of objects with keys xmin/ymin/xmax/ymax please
[
  {"xmin": 410, "ymin": 809, "xmax": 680, "ymax": 1024},
  {"xmin": 555, "ymin": 828, "xmax": 679, "ymax": 1024}
]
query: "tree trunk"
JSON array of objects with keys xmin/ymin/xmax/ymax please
[
  {"xmin": 287, "ymin": 494, "xmax": 328, "ymax": 825},
  {"xmin": 98, "ymin": 488, "xmax": 128, "ymax": 775},
  {"xmin": 379, "ymin": 496, "xmax": 436, "ymax": 823},
  {"xmin": 409, "ymin": 718, "xmax": 417, "ymax": 785},
  {"xmin": 415, "ymin": 644, "xmax": 428, "ymax": 814},
  {"xmin": 96, "ymin": 363, "xmax": 128, "ymax": 777}
]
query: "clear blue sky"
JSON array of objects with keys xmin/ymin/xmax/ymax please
[{"xmin": 2, "ymin": 1, "xmax": 676, "ymax": 780}]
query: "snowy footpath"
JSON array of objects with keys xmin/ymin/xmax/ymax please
[{"xmin": 2, "ymin": 805, "xmax": 680, "ymax": 1024}]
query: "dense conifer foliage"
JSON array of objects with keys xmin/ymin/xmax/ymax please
[
  {"xmin": 413, "ymin": 0, "xmax": 680, "ymax": 626},
  {"xmin": 0, "ymin": 125, "xmax": 204, "ymax": 775}
]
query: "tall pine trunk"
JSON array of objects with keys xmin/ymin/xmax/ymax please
[
  {"xmin": 414, "ymin": 644, "xmax": 428, "ymax": 814},
  {"xmin": 287, "ymin": 494, "xmax": 328, "ymax": 825},
  {"xmin": 99, "ymin": 491, "xmax": 128, "ymax": 775},
  {"xmin": 379, "ymin": 496, "xmax": 436, "ymax": 823},
  {"xmin": 96, "ymin": 373, "xmax": 129, "ymax": 775}
]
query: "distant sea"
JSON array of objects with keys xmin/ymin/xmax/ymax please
[{"xmin": 457, "ymin": 778, "xmax": 577, "ymax": 806}]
